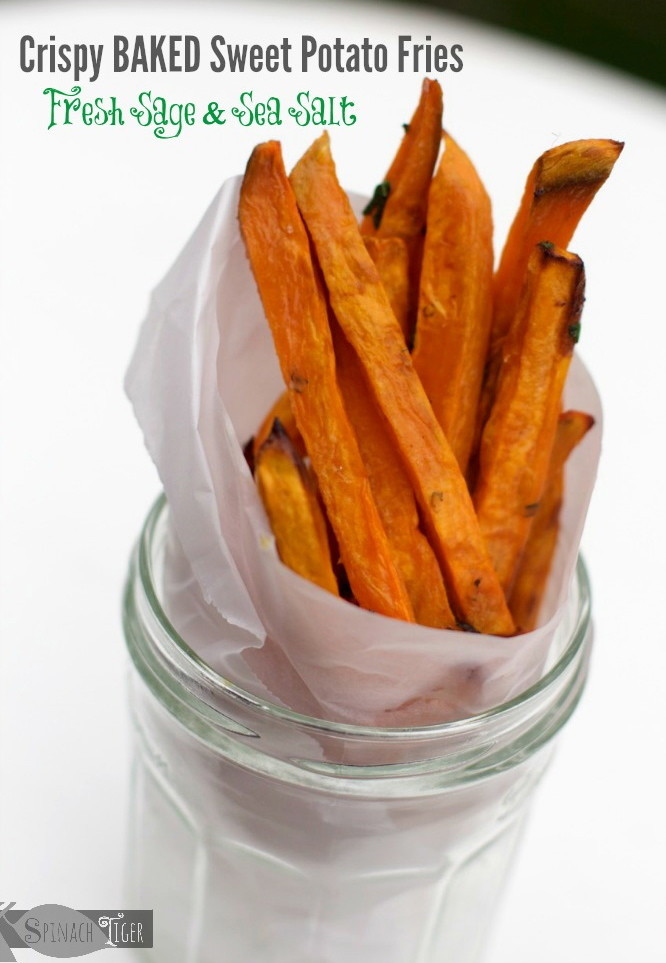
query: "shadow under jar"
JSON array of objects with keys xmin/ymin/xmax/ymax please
[{"xmin": 123, "ymin": 495, "xmax": 592, "ymax": 963}]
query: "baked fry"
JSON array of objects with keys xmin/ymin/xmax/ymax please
[
  {"xmin": 361, "ymin": 78, "xmax": 443, "ymax": 337},
  {"xmin": 413, "ymin": 132, "xmax": 494, "ymax": 474},
  {"xmin": 363, "ymin": 236, "xmax": 410, "ymax": 340},
  {"xmin": 239, "ymin": 141, "xmax": 414, "ymax": 622},
  {"xmin": 361, "ymin": 78, "xmax": 443, "ymax": 240},
  {"xmin": 379, "ymin": 88, "xmax": 427, "ymax": 194},
  {"xmin": 510, "ymin": 410, "xmax": 595, "ymax": 631},
  {"xmin": 333, "ymin": 323, "xmax": 456, "ymax": 628},
  {"xmin": 494, "ymin": 139, "xmax": 622, "ymax": 349},
  {"xmin": 474, "ymin": 242, "xmax": 585, "ymax": 594},
  {"xmin": 255, "ymin": 421, "xmax": 339, "ymax": 595},
  {"xmin": 290, "ymin": 133, "xmax": 514, "ymax": 636},
  {"xmin": 253, "ymin": 391, "xmax": 304, "ymax": 459},
  {"xmin": 475, "ymin": 139, "xmax": 623, "ymax": 447}
]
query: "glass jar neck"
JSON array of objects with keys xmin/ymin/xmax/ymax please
[{"xmin": 124, "ymin": 496, "xmax": 592, "ymax": 795}]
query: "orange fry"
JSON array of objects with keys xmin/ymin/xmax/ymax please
[
  {"xmin": 363, "ymin": 236, "xmax": 410, "ymax": 340},
  {"xmin": 413, "ymin": 131, "xmax": 494, "ymax": 474},
  {"xmin": 361, "ymin": 78, "xmax": 443, "ymax": 240},
  {"xmin": 253, "ymin": 391, "xmax": 304, "ymax": 460},
  {"xmin": 361, "ymin": 78, "xmax": 443, "ymax": 336},
  {"xmin": 494, "ymin": 139, "xmax": 622, "ymax": 350},
  {"xmin": 290, "ymin": 133, "xmax": 514, "ymax": 636},
  {"xmin": 382, "ymin": 84, "xmax": 429, "ymax": 190},
  {"xmin": 510, "ymin": 410, "xmax": 595, "ymax": 632},
  {"xmin": 475, "ymin": 139, "xmax": 623, "ymax": 446},
  {"xmin": 255, "ymin": 421, "xmax": 339, "ymax": 595},
  {"xmin": 474, "ymin": 242, "xmax": 585, "ymax": 594},
  {"xmin": 239, "ymin": 141, "xmax": 414, "ymax": 622},
  {"xmin": 334, "ymin": 324, "xmax": 455, "ymax": 629}
]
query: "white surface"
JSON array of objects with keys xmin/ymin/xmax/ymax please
[{"xmin": 1, "ymin": 1, "xmax": 664, "ymax": 960}]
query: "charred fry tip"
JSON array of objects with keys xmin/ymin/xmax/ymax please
[
  {"xmin": 257, "ymin": 418, "xmax": 291, "ymax": 456},
  {"xmin": 243, "ymin": 436, "xmax": 256, "ymax": 474},
  {"xmin": 258, "ymin": 417, "xmax": 295, "ymax": 456},
  {"xmin": 271, "ymin": 416, "xmax": 288, "ymax": 438},
  {"xmin": 536, "ymin": 241, "xmax": 584, "ymax": 270},
  {"xmin": 262, "ymin": 418, "xmax": 308, "ymax": 464},
  {"xmin": 455, "ymin": 620, "xmax": 481, "ymax": 634},
  {"xmin": 533, "ymin": 138, "xmax": 624, "ymax": 197},
  {"xmin": 257, "ymin": 418, "xmax": 314, "ymax": 489},
  {"xmin": 541, "ymin": 137, "xmax": 625, "ymax": 158},
  {"xmin": 561, "ymin": 410, "xmax": 596, "ymax": 431}
]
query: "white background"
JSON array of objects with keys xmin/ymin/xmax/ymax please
[{"xmin": 1, "ymin": 1, "xmax": 665, "ymax": 960}]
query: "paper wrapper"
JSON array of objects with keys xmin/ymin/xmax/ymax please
[{"xmin": 125, "ymin": 176, "xmax": 601, "ymax": 727}]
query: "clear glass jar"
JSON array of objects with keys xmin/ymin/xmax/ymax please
[{"xmin": 123, "ymin": 495, "xmax": 592, "ymax": 963}]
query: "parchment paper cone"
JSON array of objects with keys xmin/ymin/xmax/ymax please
[{"xmin": 125, "ymin": 176, "xmax": 601, "ymax": 728}]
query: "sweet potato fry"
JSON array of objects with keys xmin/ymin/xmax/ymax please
[
  {"xmin": 333, "ymin": 323, "xmax": 455, "ymax": 628},
  {"xmin": 361, "ymin": 78, "xmax": 443, "ymax": 337},
  {"xmin": 475, "ymin": 139, "xmax": 623, "ymax": 448},
  {"xmin": 361, "ymin": 78, "xmax": 443, "ymax": 240},
  {"xmin": 379, "ymin": 88, "xmax": 427, "ymax": 193},
  {"xmin": 494, "ymin": 139, "xmax": 622, "ymax": 349},
  {"xmin": 239, "ymin": 141, "xmax": 414, "ymax": 622},
  {"xmin": 474, "ymin": 243, "xmax": 585, "ymax": 594},
  {"xmin": 255, "ymin": 421, "xmax": 339, "ymax": 595},
  {"xmin": 290, "ymin": 133, "xmax": 514, "ymax": 636},
  {"xmin": 363, "ymin": 236, "xmax": 410, "ymax": 340},
  {"xmin": 413, "ymin": 131, "xmax": 494, "ymax": 474},
  {"xmin": 510, "ymin": 410, "xmax": 595, "ymax": 631},
  {"xmin": 253, "ymin": 391, "xmax": 304, "ymax": 460}
]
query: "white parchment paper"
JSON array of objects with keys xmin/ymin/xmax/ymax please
[{"xmin": 125, "ymin": 176, "xmax": 601, "ymax": 726}]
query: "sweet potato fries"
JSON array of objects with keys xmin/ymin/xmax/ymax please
[
  {"xmin": 240, "ymin": 142, "xmax": 414, "ymax": 622},
  {"xmin": 239, "ymin": 81, "xmax": 621, "ymax": 635}
]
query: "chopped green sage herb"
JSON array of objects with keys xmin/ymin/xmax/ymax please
[{"xmin": 362, "ymin": 180, "xmax": 391, "ymax": 230}]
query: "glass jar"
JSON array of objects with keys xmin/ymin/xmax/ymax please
[{"xmin": 123, "ymin": 495, "xmax": 592, "ymax": 963}]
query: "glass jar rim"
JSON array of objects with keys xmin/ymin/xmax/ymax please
[{"xmin": 130, "ymin": 494, "xmax": 592, "ymax": 742}]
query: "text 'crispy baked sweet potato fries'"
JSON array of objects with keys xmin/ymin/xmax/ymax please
[{"xmin": 239, "ymin": 81, "xmax": 621, "ymax": 636}]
